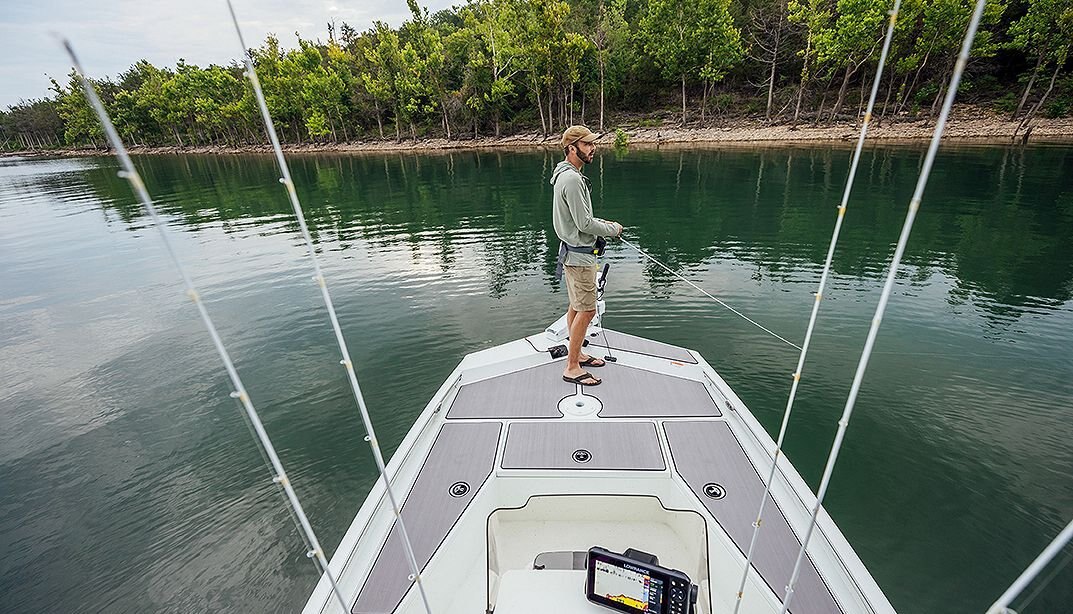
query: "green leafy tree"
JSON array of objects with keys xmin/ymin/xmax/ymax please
[
  {"xmin": 813, "ymin": 0, "xmax": 888, "ymax": 122},
  {"xmin": 403, "ymin": 0, "xmax": 455, "ymax": 139},
  {"xmin": 590, "ymin": 0, "xmax": 632, "ymax": 130},
  {"xmin": 787, "ymin": 0, "xmax": 834, "ymax": 126},
  {"xmin": 640, "ymin": 0, "xmax": 743, "ymax": 124},
  {"xmin": 50, "ymin": 73, "xmax": 103, "ymax": 147},
  {"xmin": 1009, "ymin": 0, "xmax": 1073, "ymax": 128},
  {"xmin": 363, "ymin": 22, "xmax": 404, "ymax": 139}
]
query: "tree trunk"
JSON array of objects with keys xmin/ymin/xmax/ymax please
[
  {"xmin": 701, "ymin": 81, "xmax": 708, "ymax": 124},
  {"xmin": 681, "ymin": 74, "xmax": 687, "ymax": 125},
  {"xmin": 374, "ymin": 101, "xmax": 384, "ymax": 139},
  {"xmin": 856, "ymin": 74, "xmax": 869, "ymax": 129},
  {"xmin": 896, "ymin": 41, "xmax": 934, "ymax": 116},
  {"xmin": 569, "ymin": 82, "xmax": 574, "ymax": 125},
  {"xmin": 765, "ymin": 0, "xmax": 787, "ymax": 122},
  {"xmin": 928, "ymin": 75, "xmax": 946, "ymax": 120},
  {"xmin": 879, "ymin": 64, "xmax": 898, "ymax": 123},
  {"xmin": 536, "ymin": 86, "xmax": 546, "ymax": 135},
  {"xmin": 766, "ymin": 21, "xmax": 781, "ymax": 122},
  {"xmin": 599, "ymin": 58, "xmax": 606, "ymax": 132},
  {"xmin": 830, "ymin": 64, "xmax": 854, "ymax": 123},
  {"xmin": 1013, "ymin": 54, "xmax": 1044, "ymax": 121},
  {"xmin": 547, "ymin": 88, "xmax": 554, "ymax": 134},
  {"xmin": 792, "ymin": 32, "xmax": 813, "ymax": 129},
  {"xmin": 813, "ymin": 71, "xmax": 836, "ymax": 127},
  {"xmin": 442, "ymin": 103, "xmax": 452, "ymax": 140},
  {"xmin": 395, "ymin": 112, "xmax": 401, "ymax": 142},
  {"xmin": 1016, "ymin": 62, "xmax": 1062, "ymax": 139},
  {"xmin": 338, "ymin": 111, "xmax": 349, "ymax": 141}
]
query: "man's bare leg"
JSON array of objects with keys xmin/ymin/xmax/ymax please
[
  {"xmin": 565, "ymin": 306, "xmax": 600, "ymax": 365},
  {"xmin": 563, "ymin": 308, "xmax": 599, "ymax": 384}
]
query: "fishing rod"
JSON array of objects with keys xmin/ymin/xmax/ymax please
[
  {"xmin": 731, "ymin": 0, "xmax": 904, "ymax": 611},
  {"xmin": 986, "ymin": 518, "xmax": 1073, "ymax": 613},
  {"xmin": 225, "ymin": 2, "xmax": 434, "ymax": 613},
  {"xmin": 778, "ymin": 1, "xmax": 989, "ymax": 612},
  {"xmin": 58, "ymin": 37, "xmax": 350, "ymax": 612}
]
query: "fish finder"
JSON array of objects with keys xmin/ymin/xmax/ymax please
[{"xmin": 585, "ymin": 547, "xmax": 696, "ymax": 614}]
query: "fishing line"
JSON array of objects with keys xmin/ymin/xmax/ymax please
[{"xmin": 617, "ymin": 236, "xmax": 802, "ymax": 351}]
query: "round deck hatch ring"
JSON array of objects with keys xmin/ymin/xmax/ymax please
[
  {"xmin": 449, "ymin": 481, "xmax": 470, "ymax": 497},
  {"xmin": 703, "ymin": 483, "xmax": 727, "ymax": 500},
  {"xmin": 572, "ymin": 449, "xmax": 592, "ymax": 463}
]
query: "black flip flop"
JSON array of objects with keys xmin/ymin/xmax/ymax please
[
  {"xmin": 580, "ymin": 356, "xmax": 606, "ymax": 368},
  {"xmin": 563, "ymin": 371, "xmax": 602, "ymax": 386}
]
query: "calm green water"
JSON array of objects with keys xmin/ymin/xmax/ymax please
[{"xmin": 1, "ymin": 145, "xmax": 1071, "ymax": 613}]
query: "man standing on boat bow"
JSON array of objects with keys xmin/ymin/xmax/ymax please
[{"xmin": 552, "ymin": 125, "xmax": 623, "ymax": 387}]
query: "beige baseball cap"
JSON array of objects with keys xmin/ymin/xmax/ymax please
[{"xmin": 561, "ymin": 125, "xmax": 599, "ymax": 148}]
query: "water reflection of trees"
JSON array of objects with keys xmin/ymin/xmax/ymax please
[{"xmin": 65, "ymin": 145, "xmax": 1073, "ymax": 316}]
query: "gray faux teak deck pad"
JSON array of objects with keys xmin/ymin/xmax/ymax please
[
  {"xmin": 352, "ymin": 422, "xmax": 501, "ymax": 614},
  {"xmin": 665, "ymin": 421, "xmax": 842, "ymax": 614}
]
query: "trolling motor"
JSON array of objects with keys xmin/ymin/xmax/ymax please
[
  {"xmin": 595, "ymin": 263, "xmax": 617, "ymax": 362},
  {"xmin": 596, "ymin": 262, "xmax": 610, "ymax": 300}
]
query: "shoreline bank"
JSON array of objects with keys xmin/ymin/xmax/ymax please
[{"xmin": 7, "ymin": 108, "xmax": 1073, "ymax": 158}]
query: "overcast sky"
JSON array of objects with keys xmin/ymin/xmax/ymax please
[{"xmin": 0, "ymin": 0, "xmax": 455, "ymax": 109}]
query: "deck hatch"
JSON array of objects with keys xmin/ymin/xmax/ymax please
[
  {"xmin": 352, "ymin": 422, "xmax": 501, "ymax": 614},
  {"xmin": 587, "ymin": 330, "xmax": 698, "ymax": 363},
  {"xmin": 664, "ymin": 421, "xmax": 842, "ymax": 614},
  {"xmin": 589, "ymin": 363, "xmax": 722, "ymax": 418},
  {"xmin": 446, "ymin": 361, "xmax": 573, "ymax": 419},
  {"xmin": 502, "ymin": 422, "xmax": 665, "ymax": 470}
]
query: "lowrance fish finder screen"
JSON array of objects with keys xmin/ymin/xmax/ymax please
[{"xmin": 592, "ymin": 559, "xmax": 664, "ymax": 612}]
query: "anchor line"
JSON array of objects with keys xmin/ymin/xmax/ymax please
[
  {"xmin": 616, "ymin": 236, "xmax": 802, "ymax": 351},
  {"xmin": 59, "ymin": 38, "xmax": 349, "ymax": 613},
  {"xmin": 986, "ymin": 519, "xmax": 1073, "ymax": 614},
  {"xmin": 731, "ymin": 1, "xmax": 903, "ymax": 612},
  {"xmin": 778, "ymin": 2, "xmax": 989, "ymax": 613},
  {"xmin": 226, "ymin": 3, "xmax": 434, "ymax": 614}
]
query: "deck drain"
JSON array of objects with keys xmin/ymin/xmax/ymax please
[
  {"xmin": 703, "ymin": 483, "xmax": 727, "ymax": 500},
  {"xmin": 572, "ymin": 449, "xmax": 592, "ymax": 463},
  {"xmin": 449, "ymin": 481, "xmax": 470, "ymax": 497}
]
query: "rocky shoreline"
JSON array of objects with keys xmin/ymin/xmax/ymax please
[{"xmin": 7, "ymin": 107, "xmax": 1073, "ymax": 158}]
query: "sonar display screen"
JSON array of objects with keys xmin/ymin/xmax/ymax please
[{"xmin": 593, "ymin": 559, "xmax": 664, "ymax": 612}]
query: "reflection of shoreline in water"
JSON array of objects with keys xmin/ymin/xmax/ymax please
[{"xmin": 23, "ymin": 145, "xmax": 1073, "ymax": 321}]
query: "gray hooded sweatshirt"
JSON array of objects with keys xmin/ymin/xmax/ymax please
[{"xmin": 550, "ymin": 160, "xmax": 618, "ymax": 267}]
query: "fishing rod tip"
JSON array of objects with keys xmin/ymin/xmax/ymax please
[{"xmin": 50, "ymin": 32, "xmax": 71, "ymax": 51}]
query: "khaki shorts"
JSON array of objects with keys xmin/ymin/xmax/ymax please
[{"xmin": 564, "ymin": 265, "xmax": 599, "ymax": 312}]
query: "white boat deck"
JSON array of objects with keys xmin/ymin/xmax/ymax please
[{"xmin": 305, "ymin": 328, "xmax": 896, "ymax": 614}]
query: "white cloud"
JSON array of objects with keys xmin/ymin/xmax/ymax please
[{"xmin": 0, "ymin": 0, "xmax": 453, "ymax": 108}]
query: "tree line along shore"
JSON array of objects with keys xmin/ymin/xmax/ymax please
[{"xmin": 3, "ymin": 0, "xmax": 1071, "ymax": 154}]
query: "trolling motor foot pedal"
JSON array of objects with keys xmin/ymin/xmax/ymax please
[{"xmin": 549, "ymin": 345, "xmax": 568, "ymax": 359}]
